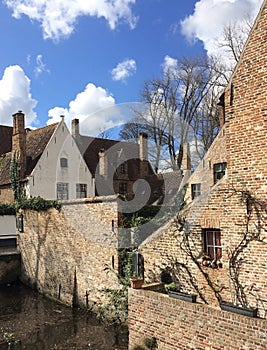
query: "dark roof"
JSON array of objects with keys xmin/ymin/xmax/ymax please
[
  {"xmin": 25, "ymin": 123, "xmax": 58, "ymax": 174},
  {"xmin": 0, "ymin": 123, "xmax": 58, "ymax": 185},
  {"xmin": 75, "ymin": 134, "xmax": 154, "ymax": 178},
  {"xmin": 0, "ymin": 125, "xmax": 13, "ymax": 156}
]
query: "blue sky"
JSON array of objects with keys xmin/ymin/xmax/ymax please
[{"xmin": 0, "ymin": 0, "xmax": 263, "ymax": 136}]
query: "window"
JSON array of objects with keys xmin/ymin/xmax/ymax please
[
  {"xmin": 214, "ymin": 162, "xmax": 226, "ymax": 183},
  {"xmin": 203, "ymin": 229, "xmax": 222, "ymax": 260},
  {"xmin": 119, "ymin": 182, "xmax": 127, "ymax": 195},
  {"xmin": 57, "ymin": 183, "xmax": 69, "ymax": 200},
  {"xmin": 120, "ymin": 162, "xmax": 127, "ymax": 174},
  {"xmin": 76, "ymin": 183, "xmax": 87, "ymax": 198},
  {"xmin": 191, "ymin": 183, "xmax": 201, "ymax": 199},
  {"xmin": 60, "ymin": 157, "xmax": 68, "ymax": 168}
]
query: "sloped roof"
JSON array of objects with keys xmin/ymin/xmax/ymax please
[
  {"xmin": 25, "ymin": 123, "xmax": 58, "ymax": 174},
  {"xmin": 75, "ymin": 134, "xmax": 154, "ymax": 178},
  {"xmin": 0, "ymin": 123, "xmax": 58, "ymax": 185},
  {"xmin": 0, "ymin": 125, "xmax": 13, "ymax": 156}
]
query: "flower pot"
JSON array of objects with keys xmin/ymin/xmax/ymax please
[
  {"xmin": 220, "ymin": 301, "xmax": 258, "ymax": 317},
  {"xmin": 130, "ymin": 278, "xmax": 143, "ymax": 289},
  {"xmin": 168, "ymin": 290, "xmax": 197, "ymax": 303}
]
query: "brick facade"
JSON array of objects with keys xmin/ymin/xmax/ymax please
[
  {"xmin": 128, "ymin": 289, "xmax": 267, "ymax": 350},
  {"xmin": 18, "ymin": 196, "xmax": 121, "ymax": 307},
  {"xmin": 128, "ymin": 2, "xmax": 267, "ymax": 348}
]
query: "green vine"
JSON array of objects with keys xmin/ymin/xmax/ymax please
[
  {"xmin": 10, "ymin": 157, "xmax": 21, "ymax": 202},
  {"xmin": 0, "ymin": 197, "xmax": 61, "ymax": 215}
]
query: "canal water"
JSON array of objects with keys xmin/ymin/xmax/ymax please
[{"xmin": 0, "ymin": 282, "xmax": 128, "ymax": 350}]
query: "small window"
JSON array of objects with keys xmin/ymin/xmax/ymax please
[
  {"xmin": 60, "ymin": 157, "xmax": 68, "ymax": 168},
  {"xmin": 120, "ymin": 163, "xmax": 127, "ymax": 174},
  {"xmin": 119, "ymin": 182, "xmax": 127, "ymax": 195},
  {"xmin": 214, "ymin": 162, "xmax": 226, "ymax": 183},
  {"xmin": 57, "ymin": 183, "xmax": 69, "ymax": 200},
  {"xmin": 203, "ymin": 229, "xmax": 222, "ymax": 260},
  {"xmin": 191, "ymin": 183, "xmax": 201, "ymax": 199},
  {"xmin": 76, "ymin": 183, "xmax": 87, "ymax": 198}
]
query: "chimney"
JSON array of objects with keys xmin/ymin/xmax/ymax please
[
  {"xmin": 182, "ymin": 142, "xmax": 191, "ymax": 172},
  {"xmin": 98, "ymin": 148, "xmax": 107, "ymax": 176},
  {"xmin": 139, "ymin": 133, "xmax": 149, "ymax": 176},
  {"xmin": 12, "ymin": 110, "xmax": 26, "ymax": 179},
  {"xmin": 139, "ymin": 132, "xmax": 148, "ymax": 161},
  {"xmin": 72, "ymin": 118, "xmax": 80, "ymax": 137}
]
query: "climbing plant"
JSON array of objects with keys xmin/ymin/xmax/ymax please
[{"xmin": 10, "ymin": 157, "xmax": 21, "ymax": 202}]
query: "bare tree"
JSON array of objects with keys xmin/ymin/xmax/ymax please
[{"xmin": 120, "ymin": 55, "xmax": 223, "ymax": 172}]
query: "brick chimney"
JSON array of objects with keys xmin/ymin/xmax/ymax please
[
  {"xmin": 12, "ymin": 110, "xmax": 26, "ymax": 179},
  {"xmin": 139, "ymin": 133, "xmax": 148, "ymax": 161},
  {"xmin": 181, "ymin": 141, "xmax": 191, "ymax": 183},
  {"xmin": 182, "ymin": 142, "xmax": 191, "ymax": 171},
  {"xmin": 98, "ymin": 148, "xmax": 107, "ymax": 176},
  {"xmin": 72, "ymin": 118, "xmax": 80, "ymax": 137},
  {"xmin": 139, "ymin": 133, "xmax": 149, "ymax": 176}
]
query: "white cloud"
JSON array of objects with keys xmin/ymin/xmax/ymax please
[
  {"xmin": 34, "ymin": 54, "xmax": 50, "ymax": 77},
  {"xmin": 47, "ymin": 83, "xmax": 126, "ymax": 136},
  {"xmin": 4, "ymin": 0, "xmax": 138, "ymax": 41},
  {"xmin": 162, "ymin": 55, "xmax": 178, "ymax": 75},
  {"xmin": 0, "ymin": 65, "xmax": 37, "ymax": 126},
  {"xmin": 111, "ymin": 58, "xmax": 137, "ymax": 82},
  {"xmin": 180, "ymin": 0, "xmax": 263, "ymax": 58}
]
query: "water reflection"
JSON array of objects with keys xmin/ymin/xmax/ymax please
[{"xmin": 0, "ymin": 283, "xmax": 128, "ymax": 350}]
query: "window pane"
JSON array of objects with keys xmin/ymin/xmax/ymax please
[
  {"xmin": 203, "ymin": 229, "xmax": 222, "ymax": 261},
  {"xmin": 57, "ymin": 183, "xmax": 68, "ymax": 200},
  {"xmin": 60, "ymin": 158, "xmax": 68, "ymax": 167}
]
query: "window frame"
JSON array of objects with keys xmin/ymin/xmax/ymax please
[
  {"xmin": 203, "ymin": 229, "xmax": 222, "ymax": 261},
  {"xmin": 213, "ymin": 162, "xmax": 227, "ymax": 184},
  {"xmin": 191, "ymin": 183, "xmax": 201, "ymax": 200},
  {"xmin": 57, "ymin": 182, "xmax": 69, "ymax": 200},
  {"xmin": 120, "ymin": 162, "xmax": 127, "ymax": 174},
  {"xmin": 76, "ymin": 183, "xmax": 87, "ymax": 199},
  {"xmin": 60, "ymin": 157, "xmax": 68, "ymax": 168},
  {"xmin": 119, "ymin": 182, "xmax": 127, "ymax": 195}
]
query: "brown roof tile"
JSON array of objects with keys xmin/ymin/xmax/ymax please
[
  {"xmin": 0, "ymin": 125, "xmax": 13, "ymax": 156},
  {"xmin": 0, "ymin": 122, "xmax": 58, "ymax": 186}
]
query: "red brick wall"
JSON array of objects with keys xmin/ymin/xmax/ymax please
[
  {"xmin": 136, "ymin": 0, "xmax": 267, "ymax": 328},
  {"xmin": 128, "ymin": 288, "xmax": 267, "ymax": 350}
]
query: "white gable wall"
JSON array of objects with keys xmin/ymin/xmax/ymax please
[{"xmin": 25, "ymin": 120, "xmax": 95, "ymax": 200}]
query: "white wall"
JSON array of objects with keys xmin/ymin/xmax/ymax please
[
  {"xmin": 0, "ymin": 216, "xmax": 16, "ymax": 234},
  {"xmin": 26, "ymin": 120, "xmax": 95, "ymax": 200}
]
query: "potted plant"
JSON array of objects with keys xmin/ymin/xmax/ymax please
[
  {"xmin": 220, "ymin": 301, "xmax": 258, "ymax": 317},
  {"xmin": 165, "ymin": 283, "xmax": 197, "ymax": 303},
  {"xmin": 130, "ymin": 275, "xmax": 143, "ymax": 289}
]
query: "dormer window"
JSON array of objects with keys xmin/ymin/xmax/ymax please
[
  {"xmin": 60, "ymin": 157, "xmax": 68, "ymax": 168},
  {"xmin": 214, "ymin": 162, "xmax": 226, "ymax": 184}
]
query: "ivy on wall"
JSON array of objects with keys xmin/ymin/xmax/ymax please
[{"xmin": 0, "ymin": 197, "xmax": 61, "ymax": 215}]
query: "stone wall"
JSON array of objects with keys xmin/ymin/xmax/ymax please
[
  {"xmin": 18, "ymin": 196, "xmax": 121, "ymax": 307},
  {"xmin": 0, "ymin": 187, "xmax": 14, "ymax": 204},
  {"xmin": 128, "ymin": 288, "xmax": 267, "ymax": 350}
]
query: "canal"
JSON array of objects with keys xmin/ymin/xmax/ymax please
[{"xmin": 0, "ymin": 282, "xmax": 128, "ymax": 350}]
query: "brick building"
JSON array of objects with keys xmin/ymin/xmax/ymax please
[{"xmin": 138, "ymin": 0, "xmax": 267, "ymax": 318}]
